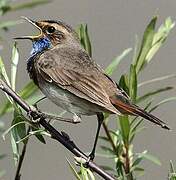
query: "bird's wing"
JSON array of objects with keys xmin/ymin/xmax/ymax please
[{"xmin": 36, "ymin": 47, "xmax": 120, "ymax": 114}]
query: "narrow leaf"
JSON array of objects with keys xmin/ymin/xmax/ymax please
[
  {"xmin": 119, "ymin": 74, "xmax": 129, "ymax": 95},
  {"xmin": 119, "ymin": 115, "xmax": 130, "ymax": 144},
  {"xmin": 129, "ymin": 64, "xmax": 137, "ymax": 102},
  {"xmin": 10, "ymin": 0, "xmax": 50, "ymax": 11},
  {"xmin": 0, "ymin": 56, "xmax": 10, "ymax": 86},
  {"xmin": 105, "ymin": 48, "xmax": 132, "ymax": 76},
  {"xmin": 66, "ymin": 159, "xmax": 81, "ymax": 180},
  {"xmin": 135, "ymin": 16, "xmax": 157, "ymax": 73},
  {"xmin": 84, "ymin": 25, "xmax": 92, "ymax": 57},
  {"xmin": 150, "ymin": 97, "xmax": 176, "ymax": 112},
  {"xmin": 138, "ymin": 74, "xmax": 176, "ymax": 87},
  {"xmin": 141, "ymin": 153, "xmax": 161, "ymax": 166},
  {"xmin": 11, "ymin": 42, "xmax": 19, "ymax": 90},
  {"xmin": 0, "ymin": 20, "xmax": 22, "ymax": 30},
  {"xmin": 0, "ymin": 56, "xmax": 13, "ymax": 103},
  {"xmin": 136, "ymin": 86, "xmax": 174, "ymax": 103}
]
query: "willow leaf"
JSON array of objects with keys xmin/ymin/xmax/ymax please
[{"xmin": 105, "ymin": 48, "xmax": 132, "ymax": 76}]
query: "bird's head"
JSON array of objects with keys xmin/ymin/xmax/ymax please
[{"xmin": 15, "ymin": 17, "xmax": 79, "ymax": 55}]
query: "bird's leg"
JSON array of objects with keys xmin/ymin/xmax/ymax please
[
  {"xmin": 45, "ymin": 113, "xmax": 81, "ymax": 124},
  {"xmin": 28, "ymin": 97, "xmax": 81, "ymax": 124},
  {"xmin": 26, "ymin": 96, "xmax": 47, "ymax": 122},
  {"xmin": 33, "ymin": 96, "xmax": 46, "ymax": 109},
  {"xmin": 89, "ymin": 113, "xmax": 104, "ymax": 161}
]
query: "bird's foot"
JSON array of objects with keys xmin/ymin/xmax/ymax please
[
  {"xmin": 88, "ymin": 152, "xmax": 95, "ymax": 161},
  {"xmin": 73, "ymin": 114, "xmax": 82, "ymax": 123},
  {"xmin": 27, "ymin": 106, "xmax": 43, "ymax": 123},
  {"xmin": 74, "ymin": 156, "xmax": 92, "ymax": 168}
]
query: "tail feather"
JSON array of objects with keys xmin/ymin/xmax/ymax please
[
  {"xmin": 111, "ymin": 96, "xmax": 170, "ymax": 130},
  {"xmin": 132, "ymin": 106, "xmax": 170, "ymax": 130}
]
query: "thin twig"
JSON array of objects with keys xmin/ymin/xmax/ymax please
[
  {"xmin": 124, "ymin": 144, "xmax": 133, "ymax": 180},
  {"xmin": 0, "ymin": 79, "xmax": 115, "ymax": 180},
  {"xmin": 14, "ymin": 127, "xmax": 30, "ymax": 180},
  {"xmin": 102, "ymin": 122, "xmax": 116, "ymax": 152},
  {"xmin": 102, "ymin": 119, "xmax": 133, "ymax": 179}
]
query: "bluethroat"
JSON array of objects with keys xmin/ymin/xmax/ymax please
[{"xmin": 15, "ymin": 17, "xmax": 170, "ymax": 160}]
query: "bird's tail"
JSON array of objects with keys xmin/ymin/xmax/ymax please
[{"xmin": 110, "ymin": 96, "xmax": 170, "ymax": 130}]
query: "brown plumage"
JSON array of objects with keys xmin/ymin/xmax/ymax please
[{"xmin": 16, "ymin": 17, "xmax": 170, "ymax": 160}]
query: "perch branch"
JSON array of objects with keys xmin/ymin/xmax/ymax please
[{"xmin": 0, "ymin": 79, "xmax": 115, "ymax": 180}]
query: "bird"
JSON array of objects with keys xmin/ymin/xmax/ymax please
[{"xmin": 15, "ymin": 17, "xmax": 170, "ymax": 160}]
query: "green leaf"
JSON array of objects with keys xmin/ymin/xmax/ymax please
[
  {"xmin": 0, "ymin": 81, "xmax": 39, "ymax": 117},
  {"xmin": 0, "ymin": 56, "xmax": 10, "ymax": 86},
  {"xmin": 76, "ymin": 24, "xmax": 92, "ymax": 57},
  {"xmin": 105, "ymin": 48, "xmax": 132, "ymax": 76},
  {"xmin": 0, "ymin": 20, "xmax": 22, "ymax": 30},
  {"xmin": 80, "ymin": 164, "xmax": 88, "ymax": 180},
  {"xmin": 119, "ymin": 115, "xmax": 130, "ymax": 144},
  {"xmin": 170, "ymin": 160, "xmax": 176, "ymax": 174},
  {"xmin": 0, "ymin": 56, "xmax": 13, "ymax": 103},
  {"xmin": 16, "ymin": 129, "xmax": 48, "ymax": 144},
  {"xmin": 10, "ymin": 127, "xmax": 19, "ymax": 165},
  {"xmin": 138, "ymin": 74, "xmax": 176, "ymax": 87},
  {"xmin": 133, "ymin": 167, "xmax": 145, "ymax": 172},
  {"xmin": 134, "ymin": 16, "xmax": 157, "ymax": 74},
  {"xmin": 99, "ymin": 136, "xmax": 109, "ymax": 142},
  {"xmin": 66, "ymin": 159, "xmax": 81, "ymax": 180},
  {"xmin": 169, "ymin": 161, "xmax": 176, "ymax": 180},
  {"xmin": 150, "ymin": 97, "xmax": 176, "ymax": 113},
  {"xmin": 132, "ymin": 157, "xmax": 144, "ymax": 169},
  {"xmin": 10, "ymin": 109, "xmax": 27, "ymax": 164},
  {"xmin": 13, "ymin": 110, "xmax": 27, "ymax": 143},
  {"xmin": 86, "ymin": 169, "xmax": 95, "ymax": 180},
  {"xmin": 2, "ymin": 121, "xmax": 27, "ymax": 140},
  {"xmin": 129, "ymin": 64, "xmax": 137, "ymax": 102},
  {"xmin": 145, "ymin": 17, "xmax": 175, "ymax": 63},
  {"xmin": 169, "ymin": 160, "xmax": 176, "ymax": 180},
  {"xmin": 11, "ymin": 42, "xmax": 19, "ymax": 90},
  {"xmin": 31, "ymin": 127, "xmax": 46, "ymax": 144},
  {"xmin": 12, "ymin": 0, "xmax": 50, "ymax": 10},
  {"xmin": 142, "ymin": 152, "xmax": 161, "ymax": 166},
  {"xmin": 119, "ymin": 74, "xmax": 129, "ymax": 95},
  {"xmin": 19, "ymin": 81, "xmax": 38, "ymax": 99},
  {"xmin": 136, "ymin": 86, "xmax": 174, "ymax": 104},
  {"xmin": 99, "ymin": 165, "xmax": 115, "ymax": 172},
  {"xmin": 134, "ymin": 150, "xmax": 161, "ymax": 167},
  {"xmin": 0, "ymin": 0, "xmax": 50, "ymax": 15},
  {"xmin": 83, "ymin": 25, "xmax": 92, "ymax": 57},
  {"xmin": 100, "ymin": 146, "xmax": 115, "ymax": 155}
]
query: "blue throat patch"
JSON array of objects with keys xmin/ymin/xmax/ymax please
[
  {"xmin": 27, "ymin": 37, "xmax": 52, "ymax": 74},
  {"xmin": 30, "ymin": 37, "xmax": 52, "ymax": 56}
]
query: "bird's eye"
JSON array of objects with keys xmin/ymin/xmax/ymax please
[{"xmin": 46, "ymin": 26, "xmax": 56, "ymax": 34}]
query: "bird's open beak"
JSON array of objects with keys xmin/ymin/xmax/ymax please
[{"xmin": 14, "ymin": 16, "xmax": 43, "ymax": 40}]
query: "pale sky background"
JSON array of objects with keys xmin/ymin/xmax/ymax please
[{"xmin": 1, "ymin": 0, "xmax": 176, "ymax": 179}]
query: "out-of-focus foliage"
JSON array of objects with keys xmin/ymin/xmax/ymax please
[
  {"xmin": 0, "ymin": 0, "xmax": 50, "ymax": 38},
  {"xmin": 0, "ymin": 0, "xmax": 50, "ymax": 15},
  {"xmin": 169, "ymin": 161, "xmax": 176, "ymax": 180}
]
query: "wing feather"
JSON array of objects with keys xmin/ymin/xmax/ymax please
[{"xmin": 36, "ymin": 47, "xmax": 119, "ymax": 114}]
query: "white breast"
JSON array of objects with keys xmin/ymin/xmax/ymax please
[{"xmin": 39, "ymin": 80, "xmax": 104, "ymax": 116}]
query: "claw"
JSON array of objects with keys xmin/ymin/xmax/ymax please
[
  {"xmin": 73, "ymin": 114, "xmax": 82, "ymax": 123},
  {"xmin": 27, "ymin": 106, "xmax": 43, "ymax": 123}
]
